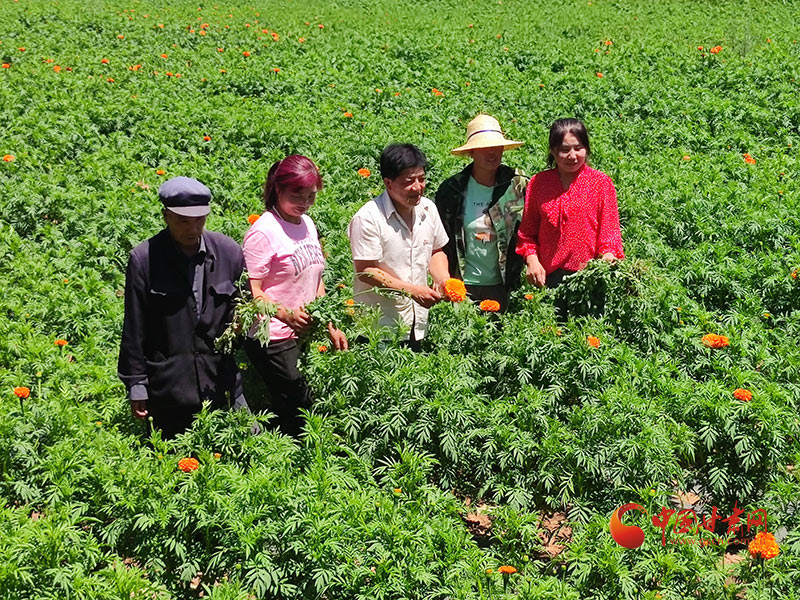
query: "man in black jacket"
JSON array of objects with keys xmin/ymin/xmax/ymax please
[
  {"xmin": 435, "ymin": 114, "xmax": 528, "ymax": 311},
  {"xmin": 118, "ymin": 176, "xmax": 247, "ymax": 438}
]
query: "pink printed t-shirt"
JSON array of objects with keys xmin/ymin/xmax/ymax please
[{"xmin": 242, "ymin": 210, "xmax": 325, "ymax": 341}]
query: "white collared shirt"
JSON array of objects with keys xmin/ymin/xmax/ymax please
[{"xmin": 348, "ymin": 191, "xmax": 449, "ymax": 340}]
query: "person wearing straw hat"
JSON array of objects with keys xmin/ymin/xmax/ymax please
[{"xmin": 435, "ymin": 114, "xmax": 528, "ymax": 311}]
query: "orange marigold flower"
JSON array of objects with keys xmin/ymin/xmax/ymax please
[
  {"xmin": 524, "ymin": 293, "xmax": 534, "ymax": 300},
  {"xmin": 683, "ymin": 155, "xmax": 691, "ymax": 161},
  {"xmin": 318, "ymin": 23, "xmax": 324, "ymax": 29},
  {"xmin": 733, "ymin": 388, "xmax": 753, "ymax": 402},
  {"xmin": 2, "ymin": 154, "xmax": 15, "ymax": 162},
  {"xmin": 357, "ymin": 168, "xmax": 371, "ymax": 178},
  {"xmin": 710, "ymin": 45, "xmax": 722, "ymax": 54},
  {"xmin": 604, "ymin": 39, "xmax": 612, "ymax": 45},
  {"xmin": 596, "ymin": 72, "xmax": 604, "ymax": 78},
  {"xmin": 117, "ymin": 34, "xmax": 125, "ymax": 39},
  {"xmin": 156, "ymin": 169, "xmax": 166, "ymax": 175},
  {"xmin": 1, "ymin": 63, "xmax": 9, "ymax": 68},
  {"xmin": 107, "ymin": 78, "xmax": 115, "ymax": 83},
  {"xmin": 54, "ymin": 339, "xmax": 68, "ymax": 347},
  {"xmin": 345, "ymin": 299, "xmax": 355, "ymax": 306},
  {"xmin": 53, "ymin": 65, "xmax": 62, "ymax": 73},
  {"xmin": 697, "ymin": 46, "xmax": 703, "ymax": 50},
  {"xmin": 318, "ymin": 344, "xmax": 328, "ymax": 353},
  {"xmin": 587, "ymin": 335, "xmax": 601, "ymax": 348},
  {"xmin": 298, "ymin": 37, "xmax": 306, "ymax": 43},
  {"xmin": 213, "ymin": 452, "xmax": 221, "ymax": 459},
  {"xmin": 160, "ymin": 53, "xmax": 168, "ymax": 59},
  {"xmin": 18, "ymin": 47, "xmax": 26, "ymax": 52},
  {"xmin": 343, "ymin": 111, "xmax": 353, "ymax": 118},
  {"xmin": 272, "ymin": 67, "xmax": 280, "ymax": 72},
  {"xmin": 792, "ymin": 269, "xmax": 798, "ymax": 280},
  {"xmin": 749, "ymin": 531, "xmax": 780, "ymax": 560},
  {"xmin": 497, "ymin": 565, "xmax": 517, "ymax": 574},
  {"xmin": 178, "ymin": 457, "xmax": 199, "ymax": 472},
  {"xmin": 247, "ymin": 213, "xmax": 260, "ymax": 225},
  {"xmin": 243, "ymin": 51, "xmax": 251, "ymax": 57},
  {"xmin": 203, "ymin": 135, "xmax": 211, "ymax": 141},
  {"xmin": 14, "ymin": 386, "xmax": 30, "ymax": 399},
  {"xmin": 743, "ymin": 153, "xmax": 756, "ymax": 165},
  {"xmin": 479, "ymin": 299, "xmax": 501, "ymax": 312},
  {"xmin": 393, "ymin": 487, "xmax": 402, "ymax": 494},
  {"xmin": 701, "ymin": 333, "xmax": 729, "ymax": 349},
  {"xmin": 432, "ymin": 88, "xmax": 443, "ymax": 96},
  {"xmin": 444, "ymin": 278, "xmax": 467, "ymax": 302},
  {"xmin": 271, "ymin": 32, "xmax": 279, "ymax": 41}
]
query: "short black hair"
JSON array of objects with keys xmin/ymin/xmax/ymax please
[
  {"xmin": 380, "ymin": 144, "xmax": 428, "ymax": 180},
  {"xmin": 547, "ymin": 118, "xmax": 590, "ymax": 167}
]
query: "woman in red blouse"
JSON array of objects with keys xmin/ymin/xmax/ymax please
[{"xmin": 516, "ymin": 118, "xmax": 624, "ymax": 290}]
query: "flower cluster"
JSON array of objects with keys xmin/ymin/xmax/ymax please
[
  {"xmin": 443, "ymin": 278, "xmax": 467, "ymax": 302},
  {"xmin": 701, "ymin": 333, "xmax": 729, "ymax": 348},
  {"xmin": 748, "ymin": 531, "xmax": 780, "ymax": 560},
  {"xmin": 479, "ymin": 299, "xmax": 500, "ymax": 312},
  {"xmin": 177, "ymin": 457, "xmax": 199, "ymax": 472},
  {"xmin": 733, "ymin": 388, "xmax": 753, "ymax": 402}
]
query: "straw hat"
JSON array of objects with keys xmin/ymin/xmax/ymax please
[{"xmin": 450, "ymin": 114, "xmax": 524, "ymax": 156}]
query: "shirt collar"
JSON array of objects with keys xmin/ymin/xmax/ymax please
[{"xmin": 375, "ymin": 190, "xmax": 397, "ymax": 219}]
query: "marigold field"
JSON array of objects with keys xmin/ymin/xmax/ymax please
[{"xmin": 2, "ymin": 1, "xmax": 800, "ymax": 598}]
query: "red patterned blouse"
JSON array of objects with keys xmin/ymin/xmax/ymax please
[{"xmin": 515, "ymin": 165, "xmax": 624, "ymax": 274}]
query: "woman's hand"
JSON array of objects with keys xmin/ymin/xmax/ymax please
[
  {"xmin": 601, "ymin": 252, "xmax": 618, "ymax": 264},
  {"xmin": 276, "ymin": 306, "xmax": 312, "ymax": 334},
  {"xmin": 327, "ymin": 322, "xmax": 349, "ymax": 351},
  {"xmin": 525, "ymin": 254, "xmax": 547, "ymax": 288}
]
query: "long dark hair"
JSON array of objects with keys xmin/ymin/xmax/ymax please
[
  {"xmin": 547, "ymin": 118, "xmax": 590, "ymax": 168},
  {"xmin": 262, "ymin": 155, "xmax": 323, "ymax": 210}
]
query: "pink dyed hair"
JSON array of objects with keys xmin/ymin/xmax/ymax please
[{"xmin": 262, "ymin": 155, "xmax": 323, "ymax": 210}]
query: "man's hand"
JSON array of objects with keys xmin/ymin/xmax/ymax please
[
  {"xmin": 277, "ymin": 306, "xmax": 312, "ymax": 334},
  {"xmin": 410, "ymin": 284, "xmax": 442, "ymax": 308},
  {"xmin": 131, "ymin": 400, "xmax": 148, "ymax": 419},
  {"xmin": 525, "ymin": 255, "xmax": 547, "ymax": 288},
  {"xmin": 327, "ymin": 323, "xmax": 349, "ymax": 351}
]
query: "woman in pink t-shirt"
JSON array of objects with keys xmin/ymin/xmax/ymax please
[{"xmin": 242, "ymin": 155, "xmax": 347, "ymax": 436}]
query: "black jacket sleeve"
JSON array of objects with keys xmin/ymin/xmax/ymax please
[{"xmin": 118, "ymin": 250, "xmax": 149, "ymax": 393}]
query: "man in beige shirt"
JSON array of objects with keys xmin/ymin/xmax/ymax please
[{"xmin": 348, "ymin": 144, "xmax": 450, "ymax": 349}]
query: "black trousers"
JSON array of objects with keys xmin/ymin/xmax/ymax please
[
  {"xmin": 244, "ymin": 337, "xmax": 312, "ymax": 437},
  {"xmin": 146, "ymin": 403, "xmax": 198, "ymax": 440},
  {"xmin": 546, "ymin": 268, "xmax": 576, "ymax": 321},
  {"xmin": 465, "ymin": 283, "xmax": 510, "ymax": 312}
]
